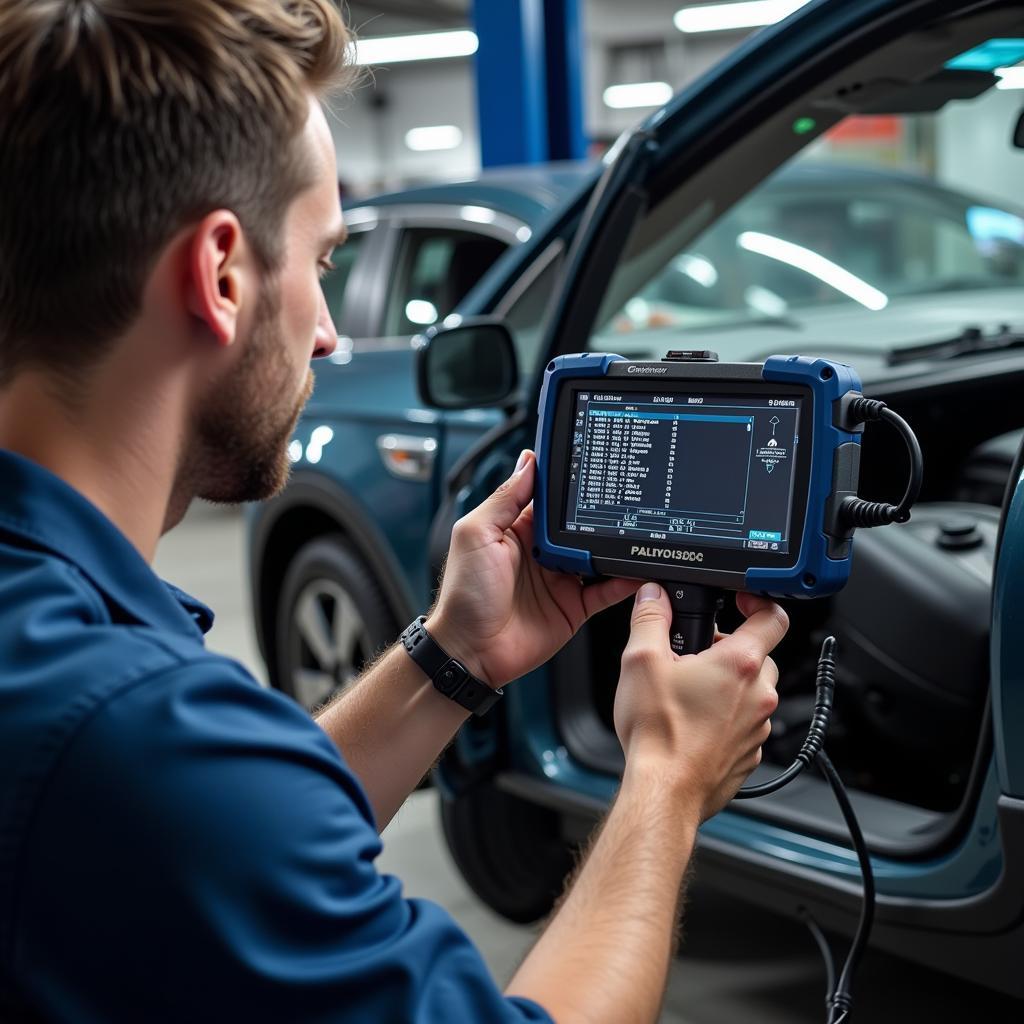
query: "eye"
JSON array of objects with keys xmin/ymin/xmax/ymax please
[{"xmin": 318, "ymin": 258, "xmax": 336, "ymax": 281}]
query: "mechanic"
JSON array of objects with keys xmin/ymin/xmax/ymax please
[{"xmin": 0, "ymin": 2, "xmax": 786, "ymax": 1021}]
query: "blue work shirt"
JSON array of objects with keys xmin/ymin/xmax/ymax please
[{"xmin": 0, "ymin": 449, "xmax": 552, "ymax": 1023}]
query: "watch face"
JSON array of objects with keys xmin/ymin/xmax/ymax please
[{"xmin": 435, "ymin": 659, "xmax": 469, "ymax": 696}]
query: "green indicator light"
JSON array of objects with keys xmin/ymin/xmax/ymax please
[{"xmin": 793, "ymin": 117, "xmax": 817, "ymax": 136}]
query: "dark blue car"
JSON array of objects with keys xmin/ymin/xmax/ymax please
[{"xmin": 249, "ymin": 0, "xmax": 1024, "ymax": 997}]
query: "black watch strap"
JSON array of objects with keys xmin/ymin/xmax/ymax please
[{"xmin": 399, "ymin": 616, "xmax": 503, "ymax": 717}]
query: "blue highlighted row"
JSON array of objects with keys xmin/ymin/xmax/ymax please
[
  {"xmin": 748, "ymin": 530, "xmax": 783, "ymax": 541},
  {"xmin": 590, "ymin": 410, "xmax": 753, "ymax": 425}
]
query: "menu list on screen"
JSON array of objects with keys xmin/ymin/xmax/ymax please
[{"xmin": 562, "ymin": 389, "xmax": 802, "ymax": 553}]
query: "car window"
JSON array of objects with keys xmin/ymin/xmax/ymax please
[
  {"xmin": 321, "ymin": 228, "xmax": 368, "ymax": 336},
  {"xmin": 589, "ymin": 80, "xmax": 1024, "ymax": 356},
  {"xmin": 383, "ymin": 228, "xmax": 508, "ymax": 337}
]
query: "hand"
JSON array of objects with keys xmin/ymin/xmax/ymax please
[
  {"xmin": 426, "ymin": 450, "xmax": 640, "ymax": 687},
  {"xmin": 613, "ymin": 584, "xmax": 787, "ymax": 819}
]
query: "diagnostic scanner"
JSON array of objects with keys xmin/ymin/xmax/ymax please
[{"xmin": 533, "ymin": 351, "xmax": 871, "ymax": 653}]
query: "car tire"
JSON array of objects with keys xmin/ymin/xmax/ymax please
[
  {"xmin": 275, "ymin": 535, "xmax": 397, "ymax": 712},
  {"xmin": 439, "ymin": 784, "xmax": 577, "ymax": 924}
]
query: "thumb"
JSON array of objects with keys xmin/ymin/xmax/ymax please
[
  {"xmin": 473, "ymin": 449, "xmax": 536, "ymax": 533},
  {"xmin": 625, "ymin": 582, "xmax": 673, "ymax": 655}
]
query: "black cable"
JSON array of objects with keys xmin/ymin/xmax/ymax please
[
  {"xmin": 735, "ymin": 636, "xmax": 836, "ymax": 798},
  {"xmin": 840, "ymin": 399, "xmax": 923, "ymax": 528},
  {"xmin": 798, "ymin": 907, "xmax": 836, "ymax": 999},
  {"xmin": 816, "ymin": 749, "xmax": 876, "ymax": 1024},
  {"xmin": 729, "ymin": 635, "xmax": 875, "ymax": 1022}
]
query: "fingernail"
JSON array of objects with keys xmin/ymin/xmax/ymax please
[
  {"xmin": 637, "ymin": 582, "xmax": 662, "ymax": 602},
  {"xmin": 514, "ymin": 449, "xmax": 530, "ymax": 474}
]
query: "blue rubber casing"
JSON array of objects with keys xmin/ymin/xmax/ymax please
[{"xmin": 533, "ymin": 353, "xmax": 863, "ymax": 598}]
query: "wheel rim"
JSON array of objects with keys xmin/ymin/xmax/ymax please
[{"xmin": 289, "ymin": 578, "xmax": 370, "ymax": 709}]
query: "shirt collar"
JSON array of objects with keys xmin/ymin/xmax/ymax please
[{"xmin": 0, "ymin": 449, "xmax": 214, "ymax": 638}]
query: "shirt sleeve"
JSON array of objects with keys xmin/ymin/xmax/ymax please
[{"xmin": 13, "ymin": 659, "xmax": 554, "ymax": 1024}]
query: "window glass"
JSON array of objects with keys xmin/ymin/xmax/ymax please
[
  {"xmin": 590, "ymin": 79, "xmax": 1024, "ymax": 358},
  {"xmin": 384, "ymin": 228, "xmax": 508, "ymax": 337},
  {"xmin": 321, "ymin": 229, "xmax": 367, "ymax": 335}
]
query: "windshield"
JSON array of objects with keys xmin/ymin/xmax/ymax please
[{"xmin": 593, "ymin": 55, "xmax": 1024, "ymax": 352}]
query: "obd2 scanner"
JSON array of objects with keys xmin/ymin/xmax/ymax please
[{"xmin": 532, "ymin": 350, "xmax": 923, "ymax": 1024}]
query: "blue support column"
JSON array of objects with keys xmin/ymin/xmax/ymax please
[
  {"xmin": 543, "ymin": 0, "xmax": 588, "ymax": 161},
  {"xmin": 472, "ymin": 0, "xmax": 548, "ymax": 167},
  {"xmin": 472, "ymin": 0, "xmax": 587, "ymax": 167}
]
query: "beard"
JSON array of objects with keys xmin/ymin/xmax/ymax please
[{"xmin": 187, "ymin": 282, "xmax": 314, "ymax": 505}]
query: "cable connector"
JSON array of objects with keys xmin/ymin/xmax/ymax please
[
  {"xmin": 836, "ymin": 398, "xmax": 923, "ymax": 529},
  {"xmin": 827, "ymin": 991, "xmax": 853, "ymax": 1023},
  {"xmin": 795, "ymin": 637, "xmax": 837, "ymax": 767},
  {"xmin": 735, "ymin": 636, "xmax": 837, "ymax": 799}
]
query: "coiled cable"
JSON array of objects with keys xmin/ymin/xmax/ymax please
[{"xmin": 840, "ymin": 399, "xmax": 923, "ymax": 527}]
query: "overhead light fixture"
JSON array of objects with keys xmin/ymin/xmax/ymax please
[
  {"xmin": 737, "ymin": 231, "xmax": 888, "ymax": 311},
  {"xmin": 404, "ymin": 125, "xmax": 463, "ymax": 152},
  {"xmin": 674, "ymin": 253, "xmax": 719, "ymax": 288},
  {"xmin": 603, "ymin": 81, "xmax": 674, "ymax": 109},
  {"xmin": 350, "ymin": 29, "xmax": 478, "ymax": 66},
  {"xmin": 674, "ymin": 1, "xmax": 810, "ymax": 35},
  {"xmin": 995, "ymin": 66, "xmax": 1024, "ymax": 90}
]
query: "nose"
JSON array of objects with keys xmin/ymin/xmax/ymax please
[{"xmin": 312, "ymin": 291, "xmax": 338, "ymax": 360}]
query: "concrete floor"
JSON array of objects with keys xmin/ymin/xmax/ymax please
[{"xmin": 155, "ymin": 502, "xmax": 1022, "ymax": 1022}]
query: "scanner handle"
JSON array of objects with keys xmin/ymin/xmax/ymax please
[{"xmin": 662, "ymin": 583, "xmax": 723, "ymax": 656}]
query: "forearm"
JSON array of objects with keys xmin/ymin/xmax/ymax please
[
  {"xmin": 315, "ymin": 642, "xmax": 469, "ymax": 831},
  {"xmin": 506, "ymin": 764, "xmax": 699, "ymax": 1024}
]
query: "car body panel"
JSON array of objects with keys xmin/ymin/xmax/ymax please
[{"xmin": 992, "ymin": 463, "xmax": 1024, "ymax": 798}]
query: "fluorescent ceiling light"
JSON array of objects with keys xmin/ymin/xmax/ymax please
[
  {"xmin": 674, "ymin": 1, "xmax": 810, "ymax": 34},
  {"xmin": 405, "ymin": 125, "xmax": 463, "ymax": 152},
  {"xmin": 603, "ymin": 81, "xmax": 674, "ymax": 109},
  {"xmin": 350, "ymin": 30, "xmax": 478, "ymax": 66},
  {"xmin": 674, "ymin": 253, "xmax": 719, "ymax": 288},
  {"xmin": 737, "ymin": 231, "xmax": 888, "ymax": 310},
  {"xmin": 995, "ymin": 66, "xmax": 1024, "ymax": 90}
]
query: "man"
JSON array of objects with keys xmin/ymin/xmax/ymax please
[{"xmin": 0, "ymin": 2, "xmax": 785, "ymax": 1021}]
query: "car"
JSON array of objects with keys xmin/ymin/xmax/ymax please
[
  {"xmin": 252, "ymin": 164, "xmax": 594, "ymax": 709},
  {"xmin": 249, "ymin": 0, "xmax": 1024, "ymax": 998}
]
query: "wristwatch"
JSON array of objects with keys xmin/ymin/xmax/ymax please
[{"xmin": 399, "ymin": 616, "xmax": 503, "ymax": 717}]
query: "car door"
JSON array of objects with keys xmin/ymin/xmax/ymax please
[{"xmin": 432, "ymin": 0, "xmax": 1023, "ymax": 880}]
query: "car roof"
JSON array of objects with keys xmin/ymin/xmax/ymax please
[{"xmin": 348, "ymin": 160, "xmax": 599, "ymax": 228}]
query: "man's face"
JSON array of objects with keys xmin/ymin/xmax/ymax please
[{"xmin": 193, "ymin": 97, "xmax": 343, "ymax": 504}]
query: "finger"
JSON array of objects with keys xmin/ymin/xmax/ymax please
[
  {"xmin": 736, "ymin": 591, "xmax": 780, "ymax": 621},
  {"xmin": 712, "ymin": 599, "xmax": 789, "ymax": 666},
  {"xmin": 624, "ymin": 583, "xmax": 673, "ymax": 655},
  {"xmin": 581, "ymin": 576, "xmax": 643, "ymax": 620},
  {"xmin": 464, "ymin": 449, "xmax": 536, "ymax": 537}
]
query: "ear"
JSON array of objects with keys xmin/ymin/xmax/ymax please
[{"xmin": 184, "ymin": 211, "xmax": 249, "ymax": 348}]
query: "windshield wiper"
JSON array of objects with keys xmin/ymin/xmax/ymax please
[{"xmin": 887, "ymin": 325, "xmax": 1024, "ymax": 366}]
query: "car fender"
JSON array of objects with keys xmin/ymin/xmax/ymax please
[{"xmin": 248, "ymin": 472, "xmax": 418, "ymax": 679}]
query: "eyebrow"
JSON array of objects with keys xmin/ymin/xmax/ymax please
[{"xmin": 319, "ymin": 222, "xmax": 349, "ymax": 253}]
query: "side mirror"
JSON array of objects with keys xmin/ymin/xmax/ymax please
[
  {"xmin": 1014, "ymin": 108, "xmax": 1024, "ymax": 149},
  {"xmin": 416, "ymin": 318, "xmax": 519, "ymax": 410}
]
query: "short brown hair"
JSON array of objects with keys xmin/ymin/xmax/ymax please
[{"xmin": 0, "ymin": 0, "xmax": 353, "ymax": 383}]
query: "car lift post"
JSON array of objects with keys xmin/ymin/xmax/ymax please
[{"xmin": 472, "ymin": 0, "xmax": 588, "ymax": 167}]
